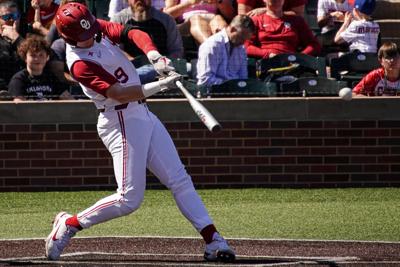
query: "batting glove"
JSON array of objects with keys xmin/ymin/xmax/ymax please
[
  {"xmin": 158, "ymin": 72, "xmax": 182, "ymax": 91},
  {"xmin": 141, "ymin": 72, "xmax": 182, "ymax": 98},
  {"xmin": 147, "ymin": 50, "xmax": 175, "ymax": 77}
]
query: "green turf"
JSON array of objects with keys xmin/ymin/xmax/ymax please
[{"xmin": 0, "ymin": 188, "xmax": 399, "ymax": 241}]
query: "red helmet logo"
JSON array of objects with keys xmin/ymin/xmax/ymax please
[
  {"xmin": 80, "ymin": 19, "xmax": 91, "ymax": 29},
  {"xmin": 55, "ymin": 3, "xmax": 100, "ymax": 45}
]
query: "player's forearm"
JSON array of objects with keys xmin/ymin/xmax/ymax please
[
  {"xmin": 106, "ymin": 78, "xmax": 175, "ymax": 102},
  {"xmin": 106, "ymin": 83, "xmax": 146, "ymax": 103}
]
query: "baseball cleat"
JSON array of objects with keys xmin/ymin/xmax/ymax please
[
  {"xmin": 204, "ymin": 232, "xmax": 235, "ymax": 262},
  {"xmin": 45, "ymin": 212, "xmax": 78, "ymax": 260}
]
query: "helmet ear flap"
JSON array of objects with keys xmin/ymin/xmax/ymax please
[{"xmin": 60, "ymin": 32, "xmax": 77, "ymax": 46}]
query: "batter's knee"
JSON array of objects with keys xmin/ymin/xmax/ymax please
[{"xmin": 118, "ymin": 190, "xmax": 145, "ymax": 215}]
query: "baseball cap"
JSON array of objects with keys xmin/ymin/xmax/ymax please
[{"xmin": 353, "ymin": 0, "xmax": 376, "ymax": 16}]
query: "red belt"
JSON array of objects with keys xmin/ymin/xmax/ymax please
[{"xmin": 98, "ymin": 100, "xmax": 145, "ymax": 113}]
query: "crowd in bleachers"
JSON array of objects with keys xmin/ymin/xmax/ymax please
[{"xmin": 0, "ymin": 0, "xmax": 399, "ymax": 101}]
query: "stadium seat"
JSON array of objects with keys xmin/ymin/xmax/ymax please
[
  {"xmin": 207, "ymin": 79, "xmax": 277, "ymax": 97},
  {"xmin": 304, "ymin": 0, "xmax": 320, "ymax": 35},
  {"xmin": 280, "ymin": 77, "xmax": 348, "ymax": 97},
  {"xmin": 330, "ymin": 52, "xmax": 380, "ymax": 87},
  {"xmin": 171, "ymin": 58, "xmax": 189, "ymax": 76},
  {"xmin": 256, "ymin": 53, "xmax": 327, "ymax": 81}
]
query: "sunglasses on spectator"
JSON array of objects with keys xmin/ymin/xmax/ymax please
[{"xmin": 1, "ymin": 12, "xmax": 20, "ymax": 21}]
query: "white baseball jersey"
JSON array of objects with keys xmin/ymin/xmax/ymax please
[
  {"xmin": 66, "ymin": 37, "xmax": 141, "ymax": 110},
  {"xmin": 340, "ymin": 20, "xmax": 380, "ymax": 53}
]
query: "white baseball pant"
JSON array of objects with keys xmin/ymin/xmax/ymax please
[{"xmin": 76, "ymin": 103, "xmax": 213, "ymax": 232}]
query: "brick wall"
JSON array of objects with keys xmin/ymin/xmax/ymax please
[{"xmin": 0, "ymin": 98, "xmax": 399, "ymax": 191}]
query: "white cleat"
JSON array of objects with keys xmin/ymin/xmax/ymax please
[
  {"xmin": 204, "ymin": 232, "xmax": 236, "ymax": 262},
  {"xmin": 45, "ymin": 212, "xmax": 78, "ymax": 260}
]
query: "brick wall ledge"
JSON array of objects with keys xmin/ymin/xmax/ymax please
[{"xmin": 1, "ymin": 97, "xmax": 400, "ymax": 124}]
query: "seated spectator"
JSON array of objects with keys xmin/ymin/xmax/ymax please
[
  {"xmin": 0, "ymin": 0, "xmax": 24, "ymax": 91},
  {"xmin": 8, "ymin": 35, "xmax": 73, "ymax": 101},
  {"xmin": 164, "ymin": 0, "xmax": 235, "ymax": 44},
  {"xmin": 26, "ymin": 0, "xmax": 59, "ymax": 37},
  {"xmin": 334, "ymin": 0, "xmax": 379, "ymax": 53},
  {"xmin": 317, "ymin": 0, "xmax": 352, "ymax": 34},
  {"xmin": 111, "ymin": 0, "xmax": 184, "ymax": 83},
  {"xmin": 353, "ymin": 42, "xmax": 400, "ymax": 96},
  {"xmin": 238, "ymin": 0, "xmax": 308, "ymax": 18},
  {"xmin": 245, "ymin": 0, "xmax": 321, "ymax": 59},
  {"xmin": 197, "ymin": 15, "xmax": 255, "ymax": 87},
  {"xmin": 109, "ymin": 0, "xmax": 164, "ymax": 19}
]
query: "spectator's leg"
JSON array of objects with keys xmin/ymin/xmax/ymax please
[
  {"xmin": 209, "ymin": 15, "xmax": 228, "ymax": 34},
  {"xmin": 189, "ymin": 15, "xmax": 212, "ymax": 44}
]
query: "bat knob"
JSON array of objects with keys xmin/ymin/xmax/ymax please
[{"xmin": 211, "ymin": 124, "xmax": 222, "ymax": 133}]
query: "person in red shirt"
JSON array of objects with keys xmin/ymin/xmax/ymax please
[
  {"xmin": 245, "ymin": 0, "xmax": 321, "ymax": 58},
  {"xmin": 238, "ymin": 0, "xmax": 308, "ymax": 17},
  {"xmin": 353, "ymin": 42, "xmax": 400, "ymax": 96},
  {"xmin": 26, "ymin": 0, "xmax": 59, "ymax": 37}
]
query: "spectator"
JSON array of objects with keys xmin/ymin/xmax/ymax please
[
  {"xmin": 353, "ymin": 42, "xmax": 400, "ymax": 96},
  {"xmin": 109, "ymin": 0, "xmax": 164, "ymax": 19},
  {"xmin": 334, "ymin": 0, "xmax": 379, "ymax": 53},
  {"xmin": 8, "ymin": 35, "xmax": 73, "ymax": 101},
  {"xmin": 245, "ymin": 0, "xmax": 321, "ymax": 59},
  {"xmin": 108, "ymin": 0, "xmax": 129, "ymax": 19},
  {"xmin": 164, "ymin": 0, "xmax": 235, "ymax": 44},
  {"xmin": 26, "ymin": 0, "xmax": 59, "ymax": 37},
  {"xmin": 317, "ymin": 0, "xmax": 352, "ymax": 34},
  {"xmin": 0, "ymin": 0, "xmax": 24, "ymax": 91},
  {"xmin": 111, "ymin": 0, "xmax": 183, "ymax": 83},
  {"xmin": 317, "ymin": 0, "xmax": 353, "ymax": 49},
  {"xmin": 197, "ymin": 14, "xmax": 255, "ymax": 87},
  {"xmin": 238, "ymin": 0, "xmax": 308, "ymax": 18}
]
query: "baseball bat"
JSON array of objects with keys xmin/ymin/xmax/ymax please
[{"xmin": 175, "ymin": 80, "xmax": 222, "ymax": 133}]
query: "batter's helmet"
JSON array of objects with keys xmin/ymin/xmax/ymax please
[{"xmin": 55, "ymin": 2, "xmax": 100, "ymax": 45}]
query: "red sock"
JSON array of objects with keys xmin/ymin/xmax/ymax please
[
  {"xmin": 200, "ymin": 224, "xmax": 217, "ymax": 244},
  {"xmin": 66, "ymin": 215, "xmax": 83, "ymax": 230}
]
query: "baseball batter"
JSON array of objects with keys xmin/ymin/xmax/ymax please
[{"xmin": 45, "ymin": 3, "xmax": 235, "ymax": 263}]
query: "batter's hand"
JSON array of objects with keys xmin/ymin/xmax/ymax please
[
  {"xmin": 158, "ymin": 72, "xmax": 182, "ymax": 91},
  {"xmin": 147, "ymin": 50, "xmax": 175, "ymax": 77}
]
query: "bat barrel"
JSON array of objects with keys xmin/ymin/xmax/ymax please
[{"xmin": 175, "ymin": 81, "xmax": 222, "ymax": 133}]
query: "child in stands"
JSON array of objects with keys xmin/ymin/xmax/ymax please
[
  {"xmin": 353, "ymin": 42, "xmax": 400, "ymax": 96},
  {"xmin": 8, "ymin": 35, "xmax": 73, "ymax": 101}
]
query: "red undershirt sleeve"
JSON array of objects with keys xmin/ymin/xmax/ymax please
[
  {"xmin": 126, "ymin": 29, "xmax": 157, "ymax": 54},
  {"xmin": 98, "ymin": 19, "xmax": 157, "ymax": 54},
  {"xmin": 70, "ymin": 60, "xmax": 118, "ymax": 97}
]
